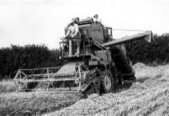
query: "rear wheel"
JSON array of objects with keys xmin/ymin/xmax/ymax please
[{"xmin": 102, "ymin": 70, "xmax": 114, "ymax": 93}]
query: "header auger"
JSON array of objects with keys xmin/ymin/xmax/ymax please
[{"xmin": 14, "ymin": 17, "xmax": 152, "ymax": 94}]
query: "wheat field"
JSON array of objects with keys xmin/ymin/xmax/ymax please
[
  {"xmin": 0, "ymin": 85, "xmax": 83, "ymax": 116},
  {"xmin": 44, "ymin": 63, "xmax": 169, "ymax": 116},
  {"xmin": 1, "ymin": 63, "xmax": 169, "ymax": 116}
]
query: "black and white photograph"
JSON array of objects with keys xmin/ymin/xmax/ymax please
[{"xmin": 0, "ymin": 0, "xmax": 169, "ymax": 116}]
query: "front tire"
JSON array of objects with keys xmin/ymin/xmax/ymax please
[{"xmin": 102, "ymin": 70, "xmax": 114, "ymax": 93}]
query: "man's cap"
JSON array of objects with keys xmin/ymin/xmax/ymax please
[
  {"xmin": 73, "ymin": 17, "xmax": 79, "ymax": 23},
  {"xmin": 68, "ymin": 17, "xmax": 79, "ymax": 26},
  {"xmin": 69, "ymin": 19, "xmax": 75, "ymax": 24},
  {"xmin": 74, "ymin": 17, "xmax": 79, "ymax": 21}
]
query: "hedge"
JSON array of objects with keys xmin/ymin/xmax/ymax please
[{"xmin": 0, "ymin": 44, "xmax": 60, "ymax": 79}]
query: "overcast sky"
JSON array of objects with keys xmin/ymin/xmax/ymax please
[{"xmin": 0, "ymin": 0, "xmax": 169, "ymax": 49}]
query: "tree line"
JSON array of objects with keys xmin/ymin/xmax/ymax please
[
  {"xmin": 0, "ymin": 44, "xmax": 61, "ymax": 80},
  {"xmin": 0, "ymin": 33, "xmax": 169, "ymax": 79},
  {"xmin": 126, "ymin": 33, "xmax": 169, "ymax": 65}
]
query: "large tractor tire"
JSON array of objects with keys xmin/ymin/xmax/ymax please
[{"xmin": 101, "ymin": 70, "xmax": 114, "ymax": 93}]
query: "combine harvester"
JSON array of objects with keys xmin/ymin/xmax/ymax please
[{"xmin": 14, "ymin": 17, "xmax": 153, "ymax": 94}]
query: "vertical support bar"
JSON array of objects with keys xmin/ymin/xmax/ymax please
[
  {"xmin": 78, "ymin": 82, "xmax": 81, "ymax": 92},
  {"xmin": 47, "ymin": 68, "xmax": 49, "ymax": 91},
  {"xmin": 69, "ymin": 40, "xmax": 72, "ymax": 56},
  {"xmin": 78, "ymin": 65, "xmax": 82, "ymax": 92},
  {"xmin": 13, "ymin": 70, "xmax": 20, "ymax": 92},
  {"xmin": 47, "ymin": 68, "xmax": 49, "ymax": 79}
]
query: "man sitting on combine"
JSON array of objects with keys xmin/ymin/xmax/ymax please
[{"xmin": 65, "ymin": 18, "xmax": 81, "ymax": 55}]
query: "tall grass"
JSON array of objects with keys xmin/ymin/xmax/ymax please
[
  {"xmin": 0, "ymin": 80, "xmax": 16, "ymax": 93},
  {"xmin": 0, "ymin": 80, "xmax": 83, "ymax": 116},
  {"xmin": 0, "ymin": 91, "xmax": 83, "ymax": 116}
]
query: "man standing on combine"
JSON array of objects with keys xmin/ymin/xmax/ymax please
[
  {"xmin": 65, "ymin": 18, "xmax": 81, "ymax": 55},
  {"xmin": 93, "ymin": 14, "xmax": 102, "ymax": 23}
]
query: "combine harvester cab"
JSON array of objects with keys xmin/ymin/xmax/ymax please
[{"xmin": 14, "ymin": 17, "xmax": 153, "ymax": 94}]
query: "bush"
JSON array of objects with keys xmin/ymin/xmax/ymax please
[
  {"xmin": 0, "ymin": 44, "xmax": 60, "ymax": 79},
  {"xmin": 126, "ymin": 33, "xmax": 169, "ymax": 64}
]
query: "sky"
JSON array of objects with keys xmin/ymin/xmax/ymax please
[{"xmin": 0, "ymin": 0, "xmax": 169, "ymax": 49}]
